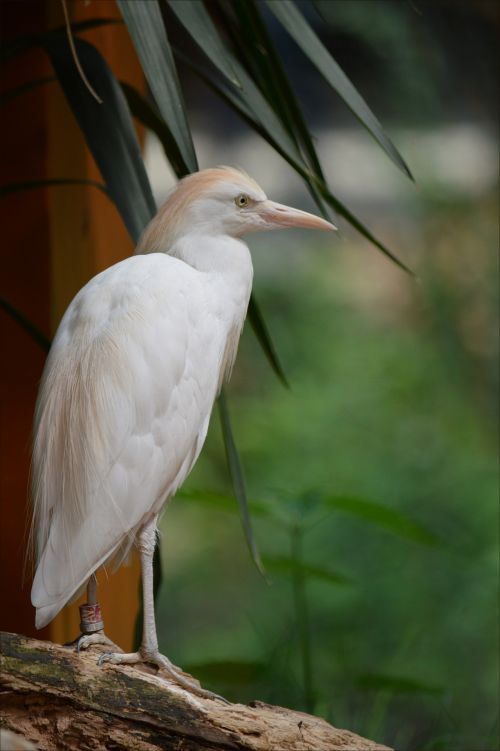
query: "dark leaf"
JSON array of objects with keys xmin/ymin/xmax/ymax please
[
  {"xmin": 323, "ymin": 496, "xmax": 439, "ymax": 546},
  {"xmin": 266, "ymin": 0, "xmax": 413, "ymax": 180},
  {"xmin": 45, "ymin": 36, "xmax": 156, "ymax": 243},
  {"xmin": 231, "ymin": 0, "xmax": 333, "ymax": 220},
  {"xmin": 0, "ymin": 18, "xmax": 122, "ymax": 63},
  {"xmin": 120, "ymin": 80, "xmax": 189, "ymax": 177},
  {"xmin": 168, "ymin": 0, "xmax": 240, "ymax": 87},
  {"xmin": 179, "ymin": 488, "xmax": 286, "ymax": 522},
  {"xmin": 263, "ymin": 555, "xmax": 351, "ymax": 585},
  {"xmin": 0, "ymin": 297, "xmax": 51, "ymax": 353},
  {"xmin": 231, "ymin": 1, "xmax": 319, "ymax": 174},
  {"xmin": 117, "ymin": 0, "xmax": 198, "ymax": 173},
  {"xmin": 0, "ymin": 75, "xmax": 56, "ymax": 107},
  {"xmin": 218, "ymin": 391, "xmax": 266, "ymax": 578},
  {"xmin": 173, "ymin": 46, "xmax": 304, "ymax": 173},
  {"xmin": 319, "ymin": 189, "xmax": 415, "ymax": 276},
  {"xmin": 248, "ymin": 296, "xmax": 289, "ymax": 388},
  {"xmin": 226, "ymin": 59, "xmax": 305, "ymax": 170},
  {"xmin": 0, "ymin": 177, "xmax": 108, "ymax": 199}
]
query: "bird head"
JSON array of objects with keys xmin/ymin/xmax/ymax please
[{"xmin": 136, "ymin": 167, "xmax": 336, "ymax": 254}]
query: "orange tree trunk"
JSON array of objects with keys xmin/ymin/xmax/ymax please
[{"xmin": 0, "ymin": 0, "xmax": 147, "ymax": 651}]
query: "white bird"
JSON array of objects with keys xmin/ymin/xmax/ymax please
[{"xmin": 30, "ymin": 166, "xmax": 336, "ymax": 698}]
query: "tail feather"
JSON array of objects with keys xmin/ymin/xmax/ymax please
[
  {"xmin": 35, "ymin": 601, "xmax": 66, "ymax": 630},
  {"xmin": 31, "ymin": 520, "xmax": 132, "ymax": 629}
]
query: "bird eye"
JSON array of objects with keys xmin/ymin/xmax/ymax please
[{"xmin": 235, "ymin": 194, "xmax": 249, "ymax": 208}]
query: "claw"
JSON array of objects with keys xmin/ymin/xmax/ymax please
[
  {"xmin": 75, "ymin": 631, "xmax": 121, "ymax": 654},
  {"xmin": 98, "ymin": 650, "xmax": 141, "ymax": 667},
  {"xmin": 97, "ymin": 651, "xmax": 113, "ymax": 666},
  {"xmin": 96, "ymin": 648, "xmax": 229, "ymax": 702}
]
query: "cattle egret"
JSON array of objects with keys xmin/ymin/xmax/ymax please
[{"xmin": 30, "ymin": 167, "xmax": 336, "ymax": 699}]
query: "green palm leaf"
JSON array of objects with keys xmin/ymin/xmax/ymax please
[
  {"xmin": 120, "ymin": 81, "xmax": 189, "ymax": 178},
  {"xmin": 0, "ymin": 177, "xmax": 108, "ymax": 198},
  {"xmin": 218, "ymin": 391, "xmax": 266, "ymax": 576},
  {"xmin": 323, "ymin": 496, "xmax": 439, "ymax": 546},
  {"xmin": 117, "ymin": 0, "xmax": 197, "ymax": 173},
  {"xmin": 46, "ymin": 36, "xmax": 155, "ymax": 242},
  {"xmin": 0, "ymin": 297, "xmax": 51, "ymax": 353},
  {"xmin": 168, "ymin": 0, "xmax": 240, "ymax": 87},
  {"xmin": 0, "ymin": 17, "xmax": 121, "ymax": 63},
  {"xmin": 247, "ymin": 296, "xmax": 289, "ymax": 388},
  {"xmin": 266, "ymin": 0, "xmax": 413, "ymax": 180}
]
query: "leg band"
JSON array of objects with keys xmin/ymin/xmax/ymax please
[{"xmin": 79, "ymin": 603, "xmax": 104, "ymax": 634}]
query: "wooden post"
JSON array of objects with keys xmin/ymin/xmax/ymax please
[
  {"xmin": 1, "ymin": 0, "xmax": 147, "ymax": 651},
  {"xmin": 1, "ymin": 0, "xmax": 53, "ymax": 647}
]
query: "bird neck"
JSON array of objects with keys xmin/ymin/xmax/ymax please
[
  {"xmin": 168, "ymin": 233, "xmax": 253, "ymax": 279},
  {"xmin": 173, "ymin": 236, "xmax": 254, "ymax": 362}
]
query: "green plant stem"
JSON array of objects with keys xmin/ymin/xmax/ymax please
[{"xmin": 291, "ymin": 523, "xmax": 314, "ymax": 713}]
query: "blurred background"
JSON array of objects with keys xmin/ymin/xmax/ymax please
[
  {"xmin": 148, "ymin": 3, "xmax": 499, "ymax": 749},
  {"xmin": 1, "ymin": 1, "xmax": 498, "ymax": 750}
]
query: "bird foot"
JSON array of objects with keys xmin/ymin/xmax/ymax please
[
  {"xmin": 75, "ymin": 630, "xmax": 121, "ymax": 654},
  {"xmin": 98, "ymin": 648, "xmax": 229, "ymax": 703}
]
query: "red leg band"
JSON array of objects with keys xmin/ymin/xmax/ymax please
[{"xmin": 79, "ymin": 603, "xmax": 104, "ymax": 634}]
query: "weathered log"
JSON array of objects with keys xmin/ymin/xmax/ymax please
[{"xmin": 0, "ymin": 632, "xmax": 391, "ymax": 750}]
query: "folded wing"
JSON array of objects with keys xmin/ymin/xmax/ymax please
[{"xmin": 31, "ymin": 253, "xmax": 224, "ymax": 628}]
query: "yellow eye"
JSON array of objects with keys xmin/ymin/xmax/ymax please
[{"xmin": 235, "ymin": 194, "xmax": 249, "ymax": 208}]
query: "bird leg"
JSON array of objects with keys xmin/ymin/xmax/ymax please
[
  {"xmin": 72, "ymin": 574, "xmax": 120, "ymax": 653},
  {"xmin": 98, "ymin": 517, "xmax": 227, "ymax": 703}
]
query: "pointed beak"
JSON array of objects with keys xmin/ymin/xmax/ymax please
[{"xmin": 256, "ymin": 200, "xmax": 337, "ymax": 232}]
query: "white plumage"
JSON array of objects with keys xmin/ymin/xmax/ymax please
[{"xmin": 30, "ymin": 167, "xmax": 335, "ymax": 697}]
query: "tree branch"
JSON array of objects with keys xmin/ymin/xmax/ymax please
[{"xmin": 0, "ymin": 632, "xmax": 391, "ymax": 750}]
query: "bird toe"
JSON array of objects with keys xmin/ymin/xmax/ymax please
[
  {"xmin": 143, "ymin": 650, "xmax": 230, "ymax": 703},
  {"xmin": 76, "ymin": 632, "xmax": 120, "ymax": 654},
  {"xmin": 98, "ymin": 650, "xmax": 141, "ymax": 667}
]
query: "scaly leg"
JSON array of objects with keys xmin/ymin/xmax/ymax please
[
  {"xmin": 98, "ymin": 516, "xmax": 227, "ymax": 703},
  {"xmin": 71, "ymin": 574, "xmax": 120, "ymax": 653}
]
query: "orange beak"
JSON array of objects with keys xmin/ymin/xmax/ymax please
[{"xmin": 257, "ymin": 200, "xmax": 337, "ymax": 232}]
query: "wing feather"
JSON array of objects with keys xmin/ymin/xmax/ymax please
[{"xmin": 31, "ymin": 254, "xmax": 225, "ymax": 627}]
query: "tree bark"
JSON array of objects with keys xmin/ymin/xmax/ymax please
[{"xmin": 0, "ymin": 632, "xmax": 391, "ymax": 751}]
